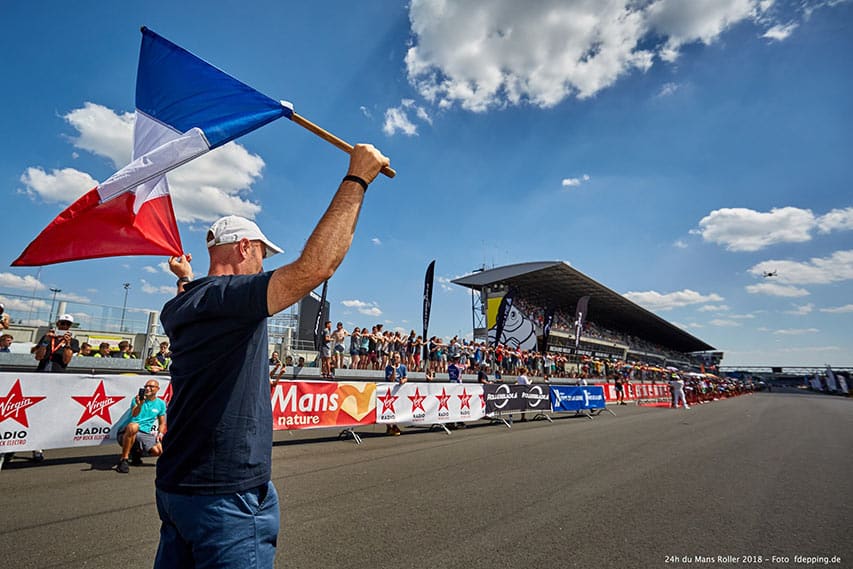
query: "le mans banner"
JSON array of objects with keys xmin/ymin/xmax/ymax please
[{"xmin": 271, "ymin": 381, "xmax": 377, "ymax": 430}]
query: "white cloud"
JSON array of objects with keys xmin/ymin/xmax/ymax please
[
  {"xmin": 730, "ymin": 313, "xmax": 756, "ymax": 319},
  {"xmin": 749, "ymin": 250, "xmax": 853, "ymax": 285},
  {"xmin": 694, "ymin": 207, "xmax": 816, "ymax": 251},
  {"xmin": 673, "ymin": 239, "xmax": 688, "ymax": 249},
  {"xmin": 561, "ymin": 174, "xmax": 591, "ymax": 188},
  {"xmin": 53, "ymin": 291, "xmax": 90, "ymax": 303},
  {"xmin": 383, "ymin": 99, "xmax": 431, "ymax": 137},
  {"xmin": 359, "ymin": 106, "xmax": 372, "ymax": 119},
  {"xmin": 64, "ymin": 102, "xmax": 135, "ymax": 166},
  {"xmin": 19, "ymin": 167, "xmax": 97, "ymax": 204},
  {"xmin": 371, "ymin": 237, "xmax": 382, "ymax": 246},
  {"xmin": 745, "ymin": 282, "xmax": 810, "ymax": 297},
  {"xmin": 817, "ymin": 207, "xmax": 853, "ymax": 233},
  {"xmin": 437, "ymin": 276, "xmax": 454, "ymax": 292},
  {"xmin": 773, "ymin": 328, "xmax": 819, "ymax": 335},
  {"xmin": 657, "ymin": 82, "xmax": 681, "ymax": 97},
  {"xmin": 21, "ymin": 103, "xmax": 267, "ymax": 224},
  {"xmin": 0, "ymin": 295, "xmax": 50, "ymax": 314},
  {"xmin": 697, "ymin": 304, "xmax": 729, "ymax": 312},
  {"xmin": 763, "ymin": 22, "xmax": 798, "ymax": 41},
  {"xmin": 0, "ymin": 273, "xmax": 47, "ymax": 292},
  {"xmin": 404, "ymin": 0, "xmax": 778, "ymax": 112},
  {"xmin": 140, "ymin": 279, "xmax": 175, "ymax": 295},
  {"xmin": 709, "ymin": 318, "xmax": 741, "ymax": 327},
  {"xmin": 820, "ymin": 304, "xmax": 853, "ymax": 314},
  {"xmin": 694, "ymin": 206, "xmax": 853, "ymax": 252},
  {"xmin": 143, "ymin": 266, "xmax": 159, "ymax": 274},
  {"xmin": 785, "ymin": 303, "xmax": 814, "ymax": 315},
  {"xmin": 341, "ymin": 299, "xmax": 383, "ymax": 317},
  {"xmin": 383, "ymin": 106, "xmax": 418, "ymax": 136},
  {"xmin": 622, "ymin": 289, "xmax": 723, "ymax": 311}
]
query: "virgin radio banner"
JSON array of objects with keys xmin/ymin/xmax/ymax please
[
  {"xmin": 0, "ymin": 372, "xmax": 171, "ymax": 453},
  {"xmin": 550, "ymin": 385, "xmax": 606, "ymax": 412},
  {"xmin": 482, "ymin": 384, "xmax": 551, "ymax": 416},
  {"xmin": 375, "ymin": 382, "xmax": 486, "ymax": 425},
  {"xmin": 271, "ymin": 381, "xmax": 377, "ymax": 430}
]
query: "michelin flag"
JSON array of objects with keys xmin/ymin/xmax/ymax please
[{"xmin": 13, "ymin": 27, "xmax": 293, "ymax": 266}]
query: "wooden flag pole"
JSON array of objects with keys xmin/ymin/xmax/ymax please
[{"xmin": 290, "ymin": 112, "xmax": 396, "ymax": 179}]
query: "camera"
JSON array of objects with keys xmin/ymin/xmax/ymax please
[{"xmin": 138, "ymin": 388, "xmax": 146, "ymax": 400}]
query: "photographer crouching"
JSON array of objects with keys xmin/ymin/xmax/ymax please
[{"xmin": 116, "ymin": 379, "xmax": 167, "ymax": 474}]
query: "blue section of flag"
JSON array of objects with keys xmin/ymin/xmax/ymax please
[{"xmin": 136, "ymin": 27, "xmax": 291, "ymax": 149}]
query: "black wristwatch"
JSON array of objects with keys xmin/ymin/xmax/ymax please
[{"xmin": 176, "ymin": 276, "xmax": 191, "ymax": 287}]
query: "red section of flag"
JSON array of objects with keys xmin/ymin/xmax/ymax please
[{"xmin": 12, "ymin": 187, "xmax": 182, "ymax": 266}]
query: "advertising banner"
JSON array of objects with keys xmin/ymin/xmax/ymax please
[
  {"xmin": 271, "ymin": 381, "xmax": 376, "ymax": 430},
  {"xmin": 1, "ymin": 372, "xmax": 168, "ymax": 453},
  {"xmin": 375, "ymin": 382, "xmax": 486, "ymax": 425},
  {"xmin": 549, "ymin": 385, "xmax": 606, "ymax": 412},
  {"xmin": 482, "ymin": 384, "xmax": 551, "ymax": 416}
]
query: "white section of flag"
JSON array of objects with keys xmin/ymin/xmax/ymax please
[{"xmin": 97, "ymin": 114, "xmax": 209, "ymax": 209}]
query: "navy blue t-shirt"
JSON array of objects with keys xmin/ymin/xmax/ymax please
[{"xmin": 156, "ymin": 271, "xmax": 273, "ymax": 495}]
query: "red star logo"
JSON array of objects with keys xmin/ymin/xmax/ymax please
[
  {"xmin": 457, "ymin": 388, "xmax": 472, "ymax": 410},
  {"xmin": 0, "ymin": 379, "xmax": 47, "ymax": 428},
  {"xmin": 479, "ymin": 393, "xmax": 486, "ymax": 408},
  {"xmin": 408, "ymin": 387, "xmax": 427, "ymax": 413},
  {"xmin": 72, "ymin": 381, "xmax": 126, "ymax": 425},
  {"xmin": 378, "ymin": 387, "xmax": 399, "ymax": 414},
  {"xmin": 435, "ymin": 387, "xmax": 452, "ymax": 411},
  {"xmin": 160, "ymin": 382, "xmax": 173, "ymax": 405}
]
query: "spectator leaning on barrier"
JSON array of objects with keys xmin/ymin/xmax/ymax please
[
  {"xmin": 78, "ymin": 342, "xmax": 93, "ymax": 356},
  {"xmin": 0, "ymin": 333, "xmax": 12, "ymax": 352},
  {"xmin": 156, "ymin": 143, "xmax": 389, "ymax": 568},
  {"xmin": 319, "ymin": 320, "xmax": 333, "ymax": 378},
  {"xmin": 385, "ymin": 352, "xmax": 407, "ymax": 436},
  {"xmin": 146, "ymin": 343, "xmax": 172, "ymax": 373},
  {"xmin": 93, "ymin": 342, "xmax": 111, "ymax": 357},
  {"xmin": 116, "ymin": 379, "xmax": 166, "ymax": 474},
  {"xmin": 516, "ymin": 366, "xmax": 530, "ymax": 422},
  {"xmin": 447, "ymin": 356, "xmax": 466, "ymax": 429},
  {"xmin": 331, "ymin": 321, "xmax": 349, "ymax": 370},
  {"xmin": 33, "ymin": 314, "xmax": 79, "ymax": 372},
  {"xmin": 477, "ymin": 364, "xmax": 493, "ymax": 384},
  {"xmin": 114, "ymin": 340, "xmax": 135, "ymax": 358}
]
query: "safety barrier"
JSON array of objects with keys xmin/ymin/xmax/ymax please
[{"xmin": 0, "ymin": 372, "xmax": 748, "ymax": 462}]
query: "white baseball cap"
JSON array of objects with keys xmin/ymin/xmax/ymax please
[
  {"xmin": 57, "ymin": 314, "xmax": 74, "ymax": 324},
  {"xmin": 206, "ymin": 215, "xmax": 283, "ymax": 259}
]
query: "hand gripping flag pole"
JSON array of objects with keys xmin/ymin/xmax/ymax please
[{"xmin": 13, "ymin": 27, "xmax": 393, "ymax": 267}]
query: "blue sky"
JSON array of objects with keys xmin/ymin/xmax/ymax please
[{"xmin": 1, "ymin": 1, "xmax": 851, "ymax": 367}]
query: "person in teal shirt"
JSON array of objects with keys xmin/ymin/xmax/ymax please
[{"xmin": 116, "ymin": 379, "xmax": 167, "ymax": 473}]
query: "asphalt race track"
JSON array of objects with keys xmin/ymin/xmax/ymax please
[{"xmin": 2, "ymin": 387, "xmax": 851, "ymax": 569}]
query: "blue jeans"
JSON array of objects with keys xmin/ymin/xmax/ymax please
[{"xmin": 154, "ymin": 481, "xmax": 279, "ymax": 569}]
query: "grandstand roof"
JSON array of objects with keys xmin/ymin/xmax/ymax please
[{"xmin": 451, "ymin": 261, "xmax": 714, "ymax": 353}]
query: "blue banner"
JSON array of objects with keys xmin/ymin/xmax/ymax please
[{"xmin": 549, "ymin": 385, "xmax": 606, "ymax": 412}]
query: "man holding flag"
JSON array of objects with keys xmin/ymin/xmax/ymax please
[{"xmin": 155, "ymin": 143, "xmax": 389, "ymax": 568}]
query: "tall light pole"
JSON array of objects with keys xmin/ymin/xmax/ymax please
[
  {"xmin": 120, "ymin": 283, "xmax": 131, "ymax": 331},
  {"xmin": 48, "ymin": 288, "xmax": 61, "ymax": 325}
]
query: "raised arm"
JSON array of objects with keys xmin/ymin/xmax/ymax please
[{"xmin": 266, "ymin": 144, "xmax": 389, "ymax": 315}]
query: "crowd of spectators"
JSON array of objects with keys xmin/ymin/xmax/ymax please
[{"xmin": 297, "ymin": 320, "xmax": 713, "ymax": 384}]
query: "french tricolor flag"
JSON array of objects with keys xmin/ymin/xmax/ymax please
[{"xmin": 13, "ymin": 27, "xmax": 292, "ymax": 266}]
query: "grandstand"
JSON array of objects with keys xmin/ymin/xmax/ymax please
[{"xmin": 451, "ymin": 261, "xmax": 719, "ymax": 369}]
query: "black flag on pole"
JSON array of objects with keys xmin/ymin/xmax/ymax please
[
  {"xmin": 492, "ymin": 288, "xmax": 515, "ymax": 348},
  {"xmin": 422, "ymin": 260, "xmax": 435, "ymax": 364},
  {"xmin": 541, "ymin": 306, "xmax": 555, "ymax": 354},
  {"xmin": 313, "ymin": 280, "xmax": 329, "ymax": 351},
  {"xmin": 573, "ymin": 295, "xmax": 590, "ymax": 351}
]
